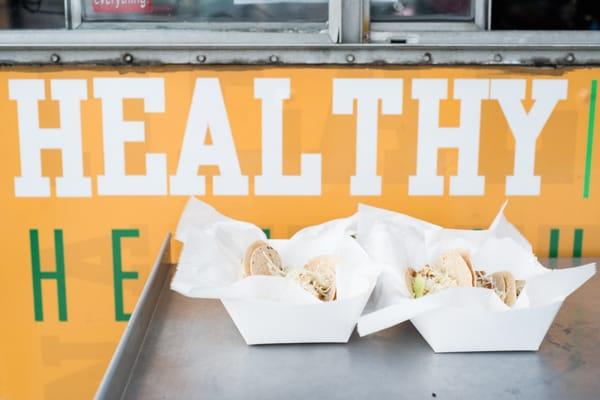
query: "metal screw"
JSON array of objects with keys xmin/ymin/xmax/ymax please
[
  {"xmin": 493, "ymin": 53, "xmax": 503, "ymax": 62},
  {"xmin": 50, "ymin": 54, "xmax": 60, "ymax": 64},
  {"xmin": 123, "ymin": 53, "xmax": 134, "ymax": 64},
  {"xmin": 422, "ymin": 53, "xmax": 432, "ymax": 63},
  {"xmin": 269, "ymin": 55, "xmax": 279, "ymax": 63},
  {"xmin": 346, "ymin": 54, "xmax": 355, "ymax": 63},
  {"xmin": 196, "ymin": 55, "xmax": 206, "ymax": 63},
  {"xmin": 565, "ymin": 53, "xmax": 575, "ymax": 63}
]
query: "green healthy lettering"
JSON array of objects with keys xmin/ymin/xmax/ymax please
[
  {"xmin": 30, "ymin": 229, "xmax": 67, "ymax": 322},
  {"xmin": 112, "ymin": 229, "xmax": 140, "ymax": 322},
  {"xmin": 573, "ymin": 229, "xmax": 584, "ymax": 259},
  {"xmin": 549, "ymin": 228, "xmax": 560, "ymax": 261}
]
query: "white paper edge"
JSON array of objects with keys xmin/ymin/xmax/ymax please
[{"xmin": 358, "ymin": 263, "xmax": 596, "ymax": 337}]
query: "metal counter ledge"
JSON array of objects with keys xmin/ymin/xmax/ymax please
[{"xmin": 96, "ymin": 235, "xmax": 599, "ymax": 400}]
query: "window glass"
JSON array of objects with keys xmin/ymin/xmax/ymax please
[
  {"xmin": 371, "ymin": 0, "xmax": 473, "ymax": 21},
  {"xmin": 83, "ymin": 0, "xmax": 328, "ymax": 23},
  {"xmin": 0, "ymin": 0, "xmax": 66, "ymax": 29},
  {"xmin": 492, "ymin": 0, "xmax": 600, "ymax": 30}
]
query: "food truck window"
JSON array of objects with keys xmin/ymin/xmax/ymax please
[
  {"xmin": 0, "ymin": 0, "xmax": 598, "ymax": 33},
  {"xmin": 367, "ymin": 0, "xmax": 487, "ymax": 43},
  {"xmin": 82, "ymin": 0, "xmax": 328, "ymax": 23},
  {"xmin": 370, "ymin": 0, "xmax": 473, "ymax": 22},
  {"xmin": 0, "ymin": 0, "xmax": 66, "ymax": 28},
  {"xmin": 367, "ymin": 0, "xmax": 599, "ymax": 43}
]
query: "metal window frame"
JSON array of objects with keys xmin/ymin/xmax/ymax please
[
  {"xmin": 65, "ymin": 0, "xmax": 489, "ymax": 44},
  {"xmin": 366, "ymin": 0, "xmax": 489, "ymax": 43},
  {"xmin": 2, "ymin": 0, "xmax": 600, "ymax": 66},
  {"xmin": 67, "ymin": 0, "xmax": 337, "ymax": 43}
]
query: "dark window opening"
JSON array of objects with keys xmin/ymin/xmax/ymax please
[
  {"xmin": 492, "ymin": 0, "xmax": 600, "ymax": 30},
  {"xmin": 0, "ymin": 0, "xmax": 66, "ymax": 29}
]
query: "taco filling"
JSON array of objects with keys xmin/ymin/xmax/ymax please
[
  {"xmin": 405, "ymin": 249, "xmax": 526, "ymax": 307},
  {"xmin": 243, "ymin": 241, "xmax": 337, "ymax": 302}
]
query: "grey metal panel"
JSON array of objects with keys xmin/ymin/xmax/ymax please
[
  {"xmin": 0, "ymin": 30, "xmax": 600, "ymax": 65},
  {"xmin": 1, "ymin": 46, "xmax": 598, "ymax": 66},
  {"xmin": 4, "ymin": 29, "xmax": 600, "ymax": 47},
  {"xmin": 340, "ymin": 0, "xmax": 364, "ymax": 43},
  {"xmin": 77, "ymin": 21, "xmax": 329, "ymax": 33},
  {"xmin": 475, "ymin": 0, "xmax": 489, "ymax": 30},
  {"xmin": 66, "ymin": 0, "xmax": 82, "ymax": 29},
  {"xmin": 94, "ymin": 233, "xmax": 172, "ymax": 400},
  {"xmin": 328, "ymin": 0, "xmax": 342, "ymax": 43},
  {"xmin": 371, "ymin": 21, "xmax": 482, "ymax": 33},
  {"xmin": 97, "ymin": 256, "xmax": 599, "ymax": 399}
]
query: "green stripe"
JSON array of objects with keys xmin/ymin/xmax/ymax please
[
  {"xmin": 583, "ymin": 80, "xmax": 597, "ymax": 199},
  {"xmin": 549, "ymin": 229, "xmax": 560, "ymax": 261},
  {"xmin": 262, "ymin": 228, "xmax": 271, "ymax": 239},
  {"xmin": 573, "ymin": 229, "xmax": 584, "ymax": 258},
  {"xmin": 30, "ymin": 229, "xmax": 68, "ymax": 322}
]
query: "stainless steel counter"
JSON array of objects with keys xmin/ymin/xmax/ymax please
[{"xmin": 96, "ymin": 237, "xmax": 599, "ymax": 400}]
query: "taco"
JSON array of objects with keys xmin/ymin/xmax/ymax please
[
  {"xmin": 406, "ymin": 250, "xmax": 475, "ymax": 298},
  {"xmin": 477, "ymin": 270, "xmax": 518, "ymax": 307},
  {"xmin": 287, "ymin": 256, "xmax": 337, "ymax": 302},
  {"xmin": 406, "ymin": 249, "xmax": 526, "ymax": 307},
  {"xmin": 243, "ymin": 240, "xmax": 286, "ymax": 277},
  {"xmin": 243, "ymin": 242, "xmax": 337, "ymax": 301}
]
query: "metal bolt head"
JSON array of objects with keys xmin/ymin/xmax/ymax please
[
  {"xmin": 50, "ymin": 54, "xmax": 60, "ymax": 64},
  {"xmin": 196, "ymin": 55, "xmax": 207, "ymax": 63},
  {"xmin": 123, "ymin": 53, "xmax": 134, "ymax": 64},
  {"xmin": 346, "ymin": 54, "xmax": 355, "ymax": 63},
  {"xmin": 269, "ymin": 55, "xmax": 279, "ymax": 63},
  {"xmin": 493, "ymin": 53, "xmax": 503, "ymax": 62},
  {"xmin": 422, "ymin": 53, "xmax": 432, "ymax": 63},
  {"xmin": 565, "ymin": 53, "xmax": 575, "ymax": 63}
]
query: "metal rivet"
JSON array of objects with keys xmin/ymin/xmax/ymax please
[
  {"xmin": 50, "ymin": 54, "xmax": 60, "ymax": 64},
  {"xmin": 493, "ymin": 53, "xmax": 503, "ymax": 62},
  {"xmin": 123, "ymin": 53, "xmax": 134, "ymax": 64},
  {"xmin": 196, "ymin": 55, "xmax": 206, "ymax": 63},
  {"xmin": 269, "ymin": 55, "xmax": 279, "ymax": 63},
  {"xmin": 423, "ymin": 53, "xmax": 432, "ymax": 63},
  {"xmin": 346, "ymin": 54, "xmax": 355, "ymax": 63},
  {"xmin": 565, "ymin": 53, "xmax": 575, "ymax": 63}
]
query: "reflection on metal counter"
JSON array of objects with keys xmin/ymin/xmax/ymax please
[{"xmin": 95, "ymin": 243, "xmax": 600, "ymax": 399}]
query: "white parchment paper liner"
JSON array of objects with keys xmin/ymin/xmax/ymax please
[
  {"xmin": 171, "ymin": 197, "xmax": 379, "ymax": 344},
  {"xmin": 356, "ymin": 203, "xmax": 596, "ymax": 352}
]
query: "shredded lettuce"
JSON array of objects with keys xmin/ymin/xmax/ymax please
[
  {"xmin": 413, "ymin": 275, "xmax": 426, "ymax": 298},
  {"xmin": 410, "ymin": 266, "xmax": 459, "ymax": 298}
]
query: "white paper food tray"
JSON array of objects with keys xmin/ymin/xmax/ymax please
[
  {"xmin": 171, "ymin": 198, "xmax": 379, "ymax": 345},
  {"xmin": 356, "ymin": 203, "xmax": 596, "ymax": 352}
]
